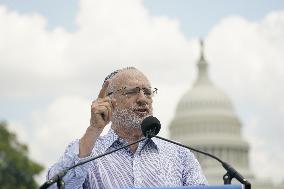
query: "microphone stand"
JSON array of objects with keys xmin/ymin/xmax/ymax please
[
  {"xmin": 153, "ymin": 136, "xmax": 251, "ymax": 189},
  {"xmin": 39, "ymin": 137, "xmax": 147, "ymax": 189}
]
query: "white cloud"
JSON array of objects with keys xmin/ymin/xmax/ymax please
[
  {"xmin": 0, "ymin": 6, "xmax": 72, "ymax": 97},
  {"xmin": 0, "ymin": 0, "xmax": 195, "ymax": 97},
  {"xmin": 1, "ymin": 0, "xmax": 284, "ymax": 185},
  {"xmin": 30, "ymin": 96, "xmax": 90, "ymax": 164},
  {"xmin": 9, "ymin": 95, "xmax": 92, "ymax": 182}
]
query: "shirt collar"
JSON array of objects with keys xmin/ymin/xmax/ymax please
[
  {"xmin": 97, "ymin": 128, "xmax": 119, "ymax": 153},
  {"xmin": 99, "ymin": 127, "xmax": 158, "ymax": 154}
]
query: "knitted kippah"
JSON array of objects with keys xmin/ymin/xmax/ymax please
[
  {"xmin": 103, "ymin": 69, "xmax": 120, "ymax": 86},
  {"xmin": 103, "ymin": 67, "xmax": 136, "ymax": 86}
]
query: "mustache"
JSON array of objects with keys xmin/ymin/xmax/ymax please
[{"xmin": 132, "ymin": 105, "xmax": 151, "ymax": 111}]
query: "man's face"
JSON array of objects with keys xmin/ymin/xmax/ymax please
[{"xmin": 110, "ymin": 70, "xmax": 153, "ymax": 128}]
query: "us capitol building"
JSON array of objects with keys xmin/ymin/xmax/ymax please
[{"xmin": 169, "ymin": 40, "xmax": 283, "ymax": 189}]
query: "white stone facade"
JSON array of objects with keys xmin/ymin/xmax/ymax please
[{"xmin": 169, "ymin": 41, "xmax": 283, "ymax": 189}]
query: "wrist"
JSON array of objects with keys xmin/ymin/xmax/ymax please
[
  {"xmin": 87, "ymin": 125, "xmax": 104, "ymax": 135},
  {"xmin": 79, "ymin": 138, "xmax": 92, "ymax": 158},
  {"xmin": 79, "ymin": 126, "xmax": 103, "ymax": 158}
]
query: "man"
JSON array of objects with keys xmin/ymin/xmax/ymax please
[{"xmin": 47, "ymin": 67, "xmax": 207, "ymax": 188}]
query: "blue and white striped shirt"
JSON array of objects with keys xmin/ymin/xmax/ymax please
[{"xmin": 47, "ymin": 128, "xmax": 207, "ymax": 188}]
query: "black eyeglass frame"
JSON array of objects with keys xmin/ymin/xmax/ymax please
[{"xmin": 107, "ymin": 87, "xmax": 158, "ymax": 97}]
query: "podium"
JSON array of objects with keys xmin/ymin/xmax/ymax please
[{"xmin": 133, "ymin": 185, "xmax": 243, "ymax": 189}]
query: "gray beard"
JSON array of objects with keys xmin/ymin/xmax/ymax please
[{"xmin": 111, "ymin": 105, "xmax": 152, "ymax": 129}]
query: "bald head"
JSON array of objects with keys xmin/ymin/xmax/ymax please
[{"xmin": 106, "ymin": 67, "xmax": 151, "ymax": 95}]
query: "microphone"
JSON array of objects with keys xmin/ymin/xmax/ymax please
[
  {"xmin": 141, "ymin": 115, "xmax": 161, "ymax": 137},
  {"xmin": 40, "ymin": 123, "xmax": 160, "ymax": 189},
  {"xmin": 141, "ymin": 116, "xmax": 251, "ymax": 189}
]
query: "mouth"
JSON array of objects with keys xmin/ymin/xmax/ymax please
[{"xmin": 133, "ymin": 107, "xmax": 149, "ymax": 116}]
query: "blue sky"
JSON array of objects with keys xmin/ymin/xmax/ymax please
[
  {"xmin": 1, "ymin": 0, "xmax": 284, "ymax": 36},
  {"xmin": 0, "ymin": 0, "xmax": 283, "ymax": 185}
]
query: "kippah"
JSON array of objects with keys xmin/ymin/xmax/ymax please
[
  {"xmin": 103, "ymin": 67, "xmax": 137, "ymax": 86},
  {"xmin": 103, "ymin": 69, "xmax": 120, "ymax": 86}
]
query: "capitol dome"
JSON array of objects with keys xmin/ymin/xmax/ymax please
[
  {"xmin": 169, "ymin": 40, "xmax": 253, "ymax": 184},
  {"xmin": 176, "ymin": 79, "xmax": 236, "ymax": 121}
]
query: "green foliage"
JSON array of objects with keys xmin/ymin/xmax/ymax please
[{"xmin": 0, "ymin": 121, "xmax": 44, "ymax": 189}]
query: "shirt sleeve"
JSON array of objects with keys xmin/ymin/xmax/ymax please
[
  {"xmin": 182, "ymin": 149, "xmax": 208, "ymax": 186},
  {"xmin": 46, "ymin": 139, "xmax": 92, "ymax": 189}
]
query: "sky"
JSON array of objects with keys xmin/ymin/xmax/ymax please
[{"xmin": 0, "ymin": 0, "xmax": 283, "ymax": 185}]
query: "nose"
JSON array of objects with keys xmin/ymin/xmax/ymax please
[{"xmin": 136, "ymin": 90, "xmax": 149, "ymax": 105}]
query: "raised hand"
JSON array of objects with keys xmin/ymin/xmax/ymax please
[
  {"xmin": 90, "ymin": 81, "xmax": 115, "ymax": 130},
  {"xmin": 79, "ymin": 81, "xmax": 116, "ymax": 157}
]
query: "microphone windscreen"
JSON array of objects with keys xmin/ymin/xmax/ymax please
[{"xmin": 141, "ymin": 116, "xmax": 161, "ymax": 137}]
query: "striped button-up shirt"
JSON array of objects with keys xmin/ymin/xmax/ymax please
[{"xmin": 47, "ymin": 128, "xmax": 207, "ymax": 188}]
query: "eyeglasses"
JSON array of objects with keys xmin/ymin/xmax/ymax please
[{"xmin": 107, "ymin": 87, "xmax": 158, "ymax": 97}]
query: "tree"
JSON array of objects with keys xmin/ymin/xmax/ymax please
[{"xmin": 0, "ymin": 121, "xmax": 44, "ymax": 189}]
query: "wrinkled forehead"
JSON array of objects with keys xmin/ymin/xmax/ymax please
[{"xmin": 111, "ymin": 69, "xmax": 151, "ymax": 89}]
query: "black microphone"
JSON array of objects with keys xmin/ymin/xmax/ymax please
[
  {"xmin": 40, "ymin": 123, "xmax": 160, "ymax": 189},
  {"xmin": 141, "ymin": 115, "xmax": 161, "ymax": 137},
  {"xmin": 141, "ymin": 116, "xmax": 251, "ymax": 189}
]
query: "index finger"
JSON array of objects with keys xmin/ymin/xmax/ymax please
[{"xmin": 98, "ymin": 80, "xmax": 109, "ymax": 98}]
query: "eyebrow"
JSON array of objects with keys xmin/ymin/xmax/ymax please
[{"xmin": 123, "ymin": 85, "xmax": 152, "ymax": 88}]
